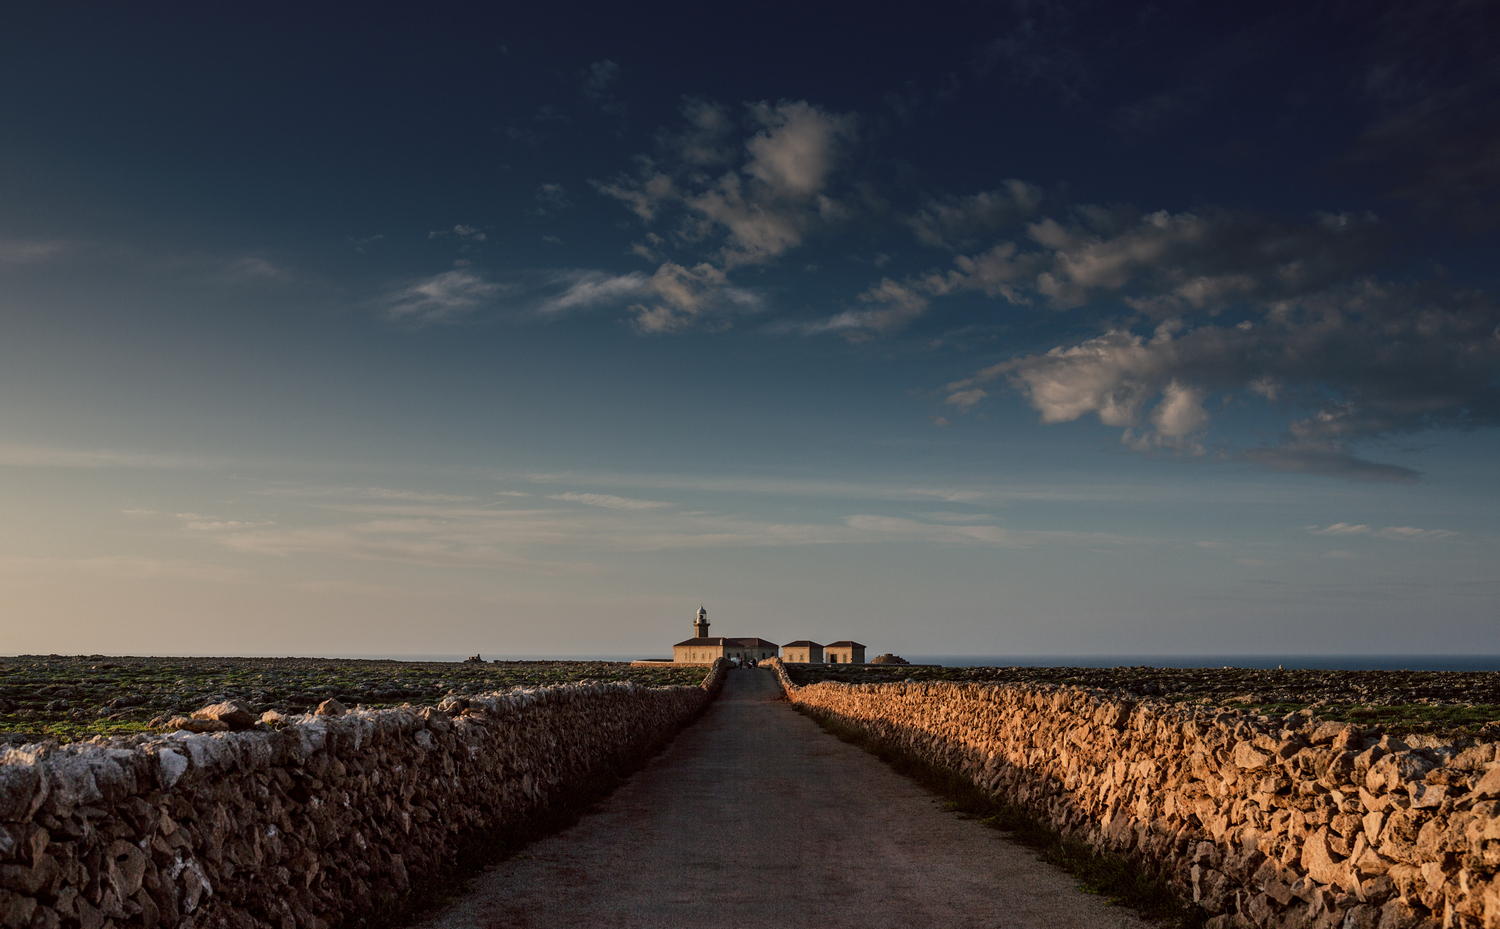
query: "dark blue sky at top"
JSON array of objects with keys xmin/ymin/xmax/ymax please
[{"xmin": 4, "ymin": 1, "xmax": 1485, "ymax": 258}]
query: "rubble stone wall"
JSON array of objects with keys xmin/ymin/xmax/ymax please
[
  {"xmin": 763, "ymin": 659, "xmax": 1500, "ymax": 929},
  {"xmin": 0, "ymin": 661, "xmax": 728, "ymax": 929}
]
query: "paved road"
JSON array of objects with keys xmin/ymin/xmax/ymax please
[{"xmin": 415, "ymin": 668, "xmax": 1148, "ymax": 929}]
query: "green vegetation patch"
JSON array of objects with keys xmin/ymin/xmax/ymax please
[
  {"xmin": 798, "ymin": 706, "xmax": 1207, "ymax": 929},
  {"xmin": 782, "ymin": 663, "xmax": 1500, "ymax": 741},
  {"xmin": 0, "ymin": 656, "xmax": 707, "ymax": 744}
]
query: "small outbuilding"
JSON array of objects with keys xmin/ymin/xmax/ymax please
[
  {"xmin": 782, "ymin": 640, "xmax": 824, "ymax": 663},
  {"xmin": 824, "ymin": 641, "xmax": 865, "ymax": 664}
]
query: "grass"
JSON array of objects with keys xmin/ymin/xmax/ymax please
[
  {"xmin": 0, "ymin": 656, "xmax": 709, "ymax": 744},
  {"xmin": 782, "ymin": 664, "xmax": 1500, "ymax": 741},
  {"xmin": 796, "ymin": 706, "xmax": 1208, "ymax": 929}
]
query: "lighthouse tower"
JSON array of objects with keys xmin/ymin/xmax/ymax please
[{"xmin": 693, "ymin": 606, "xmax": 710, "ymax": 638}]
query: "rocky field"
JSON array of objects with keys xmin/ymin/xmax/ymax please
[
  {"xmin": 784, "ymin": 662, "xmax": 1500, "ymax": 742},
  {"xmin": 0, "ymin": 655, "xmax": 707, "ymax": 744}
]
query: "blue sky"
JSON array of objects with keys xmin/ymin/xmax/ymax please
[{"xmin": 1, "ymin": 2, "xmax": 1496, "ymax": 658}]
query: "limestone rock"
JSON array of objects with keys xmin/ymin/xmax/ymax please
[
  {"xmin": 1469, "ymin": 763, "xmax": 1500, "ymax": 799},
  {"xmin": 1300, "ymin": 827, "xmax": 1350, "ymax": 889},
  {"xmin": 1232, "ymin": 742, "xmax": 1271, "ymax": 770},
  {"xmin": 190, "ymin": 700, "xmax": 256, "ymax": 731},
  {"xmin": 0, "ymin": 766, "xmax": 40, "ymax": 821}
]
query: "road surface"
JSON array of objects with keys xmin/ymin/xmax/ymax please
[{"xmin": 414, "ymin": 667, "xmax": 1149, "ymax": 929}]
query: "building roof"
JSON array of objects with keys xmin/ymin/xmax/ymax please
[
  {"xmin": 825, "ymin": 640, "xmax": 866, "ymax": 649},
  {"xmin": 672, "ymin": 636, "xmax": 779, "ymax": 649},
  {"xmin": 782, "ymin": 640, "xmax": 823, "ymax": 648}
]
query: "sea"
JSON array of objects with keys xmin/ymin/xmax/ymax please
[
  {"xmin": 904, "ymin": 656, "xmax": 1500, "ymax": 672},
  {"xmin": 344, "ymin": 654, "xmax": 1500, "ymax": 672}
]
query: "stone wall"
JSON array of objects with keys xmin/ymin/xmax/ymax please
[
  {"xmin": 0, "ymin": 661, "xmax": 728, "ymax": 929},
  {"xmin": 763, "ymin": 659, "xmax": 1500, "ymax": 929}
]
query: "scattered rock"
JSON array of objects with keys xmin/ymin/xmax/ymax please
[
  {"xmin": 315, "ymin": 699, "xmax": 347, "ymax": 717},
  {"xmin": 191, "ymin": 700, "xmax": 257, "ymax": 730}
]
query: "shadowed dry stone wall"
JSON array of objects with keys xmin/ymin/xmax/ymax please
[
  {"xmin": 764, "ymin": 659, "xmax": 1500, "ymax": 929},
  {"xmin": 0, "ymin": 661, "xmax": 727, "ymax": 929}
]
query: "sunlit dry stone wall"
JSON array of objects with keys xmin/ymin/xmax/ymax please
[
  {"xmin": 764, "ymin": 659, "xmax": 1500, "ymax": 929},
  {"xmin": 0, "ymin": 661, "xmax": 727, "ymax": 929}
]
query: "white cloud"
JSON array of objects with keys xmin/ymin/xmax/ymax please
[
  {"xmin": 0, "ymin": 239, "xmax": 65, "ymax": 263},
  {"xmin": 156, "ymin": 481, "xmax": 1142, "ymax": 577},
  {"xmin": 905, "ymin": 181, "xmax": 1045, "ymax": 248},
  {"xmin": 809, "ymin": 278, "xmax": 930, "ymax": 340},
  {"xmin": 533, "ymin": 183, "xmax": 572, "ymax": 212},
  {"xmin": 823, "ymin": 205, "xmax": 1385, "ymax": 338},
  {"xmin": 537, "ymin": 270, "xmax": 652, "ymax": 314},
  {"xmin": 657, "ymin": 99, "xmax": 736, "ymax": 167},
  {"xmin": 1150, "ymin": 380, "xmax": 1210, "ymax": 437},
  {"xmin": 593, "ymin": 99, "xmax": 856, "ymax": 330},
  {"xmin": 181, "ymin": 519, "xmax": 273, "ymax": 531},
  {"xmin": 944, "ymin": 388, "xmax": 988, "ymax": 413},
  {"xmin": 1312, "ymin": 522, "xmax": 1373, "ymax": 535},
  {"xmin": 582, "ymin": 59, "xmax": 619, "ymax": 99},
  {"xmin": 585, "ymin": 100, "xmax": 870, "ymax": 333},
  {"xmin": 626, "ymin": 262, "xmax": 760, "ymax": 333},
  {"xmin": 940, "ymin": 280, "xmax": 1499, "ymax": 480},
  {"xmin": 386, "ymin": 270, "xmax": 507, "ymax": 322},
  {"xmin": 546, "ymin": 492, "xmax": 672, "ymax": 510},
  {"xmin": 741, "ymin": 100, "xmax": 852, "ymax": 200},
  {"xmin": 1309, "ymin": 523, "xmax": 1457, "ymax": 540},
  {"xmin": 246, "ymin": 486, "xmax": 478, "ymax": 503},
  {"xmin": 0, "ymin": 445, "xmax": 220, "ymax": 470},
  {"xmin": 0, "ymin": 555, "xmax": 250, "ymax": 584}
]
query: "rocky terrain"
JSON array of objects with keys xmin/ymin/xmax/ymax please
[
  {"xmin": 783, "ymin": 664, "xmax": 1500, "ymax": 742},
  {"xmin": 0, "ymin": 656, "xmax": 706, "ymax": 744}
]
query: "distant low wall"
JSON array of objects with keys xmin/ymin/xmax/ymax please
[
  {"xmin": 764, "ymin": 659, "xmax": 1500, "ymax": 929},
  {"xmin": 0, "ymin": 660, "xmax": 727, "ymax": 929}
]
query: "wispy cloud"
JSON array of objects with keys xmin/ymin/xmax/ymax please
[
  {"xmin": 593, "ymin": 99, "xmax": 855, "ymax": 331},
  {"xmin": 178, "ymin": 516, "xmax": 275, "ymax": 531},
  {"xmin": 0, "ymin": 238, "xmax": 67, "ymax": 263},
  {"xmin": 941, "ymin": 279, "xmax": 1497, "ymax": 481},
  {"xmin": 0, "ymin": 445, "xmax": 222, "ymax": 470},
  {"xmin": 905, "ymin": 181, "xmax": 1045, "ymax": 249},
  {"xmin": 0, "ymin": 555, "xmax": 251, "ymax": 584},
  {"xmin": 156, "ymin": 483, "xmax": 1143, "ymax": 575},
  {"xmin": 386, "ymin": 269, "xmax": 508, "ymax": 323},
  {"xmin": 1308, "ymin": 523, "xmax": 1458, "ymax": 541},
  {"xmin": 546, "ymin": 492, "xmax": 672, "ymax": 510},
  {"xmin": 536, "ymin": 269, "xmax": 652, "ymax": 314}
]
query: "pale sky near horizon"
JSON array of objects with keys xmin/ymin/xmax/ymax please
[{"xmin": 1, "ymin": 3, "xmax": 1497, "ymax": 659}]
